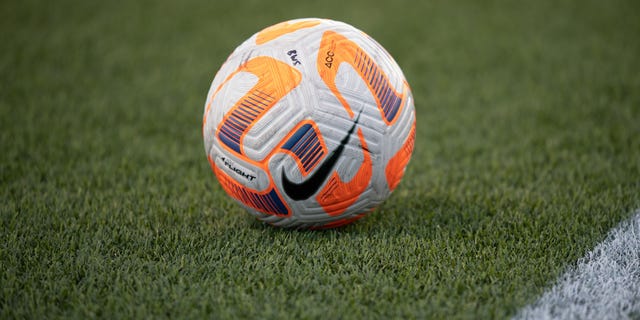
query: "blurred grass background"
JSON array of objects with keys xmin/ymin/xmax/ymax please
[{"xmin": 1, "ymin": 0, "xmax": 639, "ymax": 318}]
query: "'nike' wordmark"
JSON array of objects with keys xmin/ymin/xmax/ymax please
[{"xmin": 281, "ymin": 111, "xmax": 362, "ymax": 201}]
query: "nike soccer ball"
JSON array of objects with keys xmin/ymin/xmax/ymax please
[{"xmin": 202, "ymin": 18, "xmax": 416, "ymax": 229}]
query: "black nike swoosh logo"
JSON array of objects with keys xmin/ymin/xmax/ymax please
[{"xmin": 281, "ymin": 110, "xmax": 363, "ymax": 201}]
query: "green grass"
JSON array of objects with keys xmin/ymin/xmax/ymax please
[{"xmin": 1, "ymin": 0, "xmax": 639, "ymax": 318}]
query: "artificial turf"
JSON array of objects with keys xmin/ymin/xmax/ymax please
[{"xmin": 1, "ymin": 0, "xmax": 639, "ymax": 318}]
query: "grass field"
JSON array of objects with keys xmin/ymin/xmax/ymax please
[{"xmin": 1, "ymin": 0, "xmax": 639, "ymax": 318}]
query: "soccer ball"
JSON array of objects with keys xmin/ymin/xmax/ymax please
[{"xmin": 202, "ymin": 18, "xmax": 416, "ymax": 229}]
